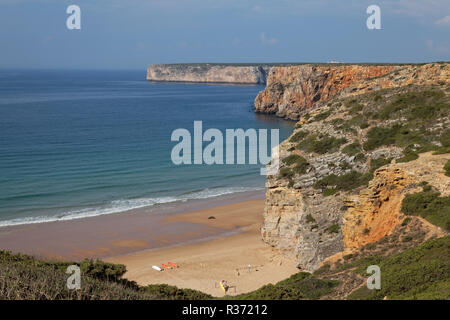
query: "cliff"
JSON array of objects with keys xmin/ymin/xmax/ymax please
[
  {"xmin": 147, "ymin": 64, "xmax": 272, "ymax": 84},
  {"xmin": 254, "ymin": 63, "xmax": 450, "ymax": 120},
  {"xmin": 261, "ymin": 62, "xmax": 450, "ymax": 272}
]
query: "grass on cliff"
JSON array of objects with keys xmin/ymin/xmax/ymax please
[
  {"xmin": 401, "ymin": 189, "xmax": 450, "ymax": 231},
  {"xmin": 445, "ymin": 160, "xmax": 450, "ymax": 177},
  {"xmin": 297, "ymin": 134, "xmax": 347, "ymax": 154},
  {"xmin": 282, "ymin": 154, "xmax": 310, "ymax": 176},
  {"xmin": 342, "ymin": 142, "xmax": 362, "ymax": 156},
  {"xmin": 314, "ymin": 170, "xmax": 372, "ymax": 195},
  {"xmin": 347, "ymin": 236, "xmax": 450, "ymax": 300},
  {"xmin": 363, "ymin": 88, "xmax": 449, "ymax": 156},
  {"xmin": 0, "ymin": 250, "xmax": 339, "ymax": 300},
  {"xmin": 229, "ymin": 272, "xmax": 339, "ymax": 300},
  {"xmin": 0, "ymin": 250, "xmax": 212, "ymax": 300}
]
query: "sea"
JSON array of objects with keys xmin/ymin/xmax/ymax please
[{"xmin": 0, "ymin": 69, "xmax": 294, "ymax": 227}]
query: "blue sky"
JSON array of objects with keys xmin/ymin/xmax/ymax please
[{"xmin": 0, "ymin": 0, "xmax": 449, "ymax": 70}]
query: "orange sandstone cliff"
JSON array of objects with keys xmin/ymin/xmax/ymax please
[{"xmin": 260, "ymin": 62, "xmax": 449, "ymax": 271}]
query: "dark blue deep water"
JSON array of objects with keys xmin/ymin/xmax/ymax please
[{"xmin": 0, "ymin": 70, "xmax": 294, "ymax": 226}]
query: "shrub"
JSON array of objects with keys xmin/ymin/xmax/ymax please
[
  {"xmin": 142, "ymin": 284, "xmax": 212, "ymax": 300},
  {"xmin": 440, "ymin": 129, "xmax": 450, "ymax": 147},
  {"xmin": 282, "ymin": 154, "xmax": 303, "ymax": 166},
  {"xmin": 326, "ymin": 224, "xmax": 340, "ymax": 234},
  {"xmin": 330, "ymin": 118, "xmax": 345, "ymax": 127},
  {"xmin": 280, "ymin": 167, "xmax": 294, "ymax": 178},
  {"xmin": 323, "ymin": 188, "xmax": 339, "ymax": 196},
  {"xmin": 370, "ymin": 157, "xmax": 392, "ymax": 173},
  {"xmin": 397, "ymin": 151, "xmax": 419, "ymax": 163},
  {"xmin": 290, "ymin": 130, "xmax": 309, "ymax": 143},
  {"xmin": 306, "ymin": 214, "xmax": 316, "ymax": 224},
  {"xmin": 445, "ymin": 160, "xmax": 450, "ymax": 177},
  {"xmin": 314, "ymin": 171, "xmax": 372, "ymax": 192},
  {"xmin": 232, "ymin": 272, "xmax": 339, "ymax": 300},
  {"xmin": 313, "ymin": 110, "xmax": 332, "ymax": 121},
  {"xmin": 282, "ymin": 154, "xmax": 310, "ymax": 175},
  {"xmin": 363, "ymin": 124, "xmax": 427, "ymax": 151},
  {"xmin": 401, "ymin": 190, "xmax": 450, "ymax": 231},
  {"xmin": 342, "ymin": 142, "xmax": 362, "ymax": 156},
  {"xmin": 348, "ymin": 236, "xmax": 450, "ymax": 300},
  {"xmin": 297, "ymin": 135, "xmax": 347, "ymax": 154},
  {"xmin": 293, "ymin": 158, "xmax": 310, "ymax": 175}
]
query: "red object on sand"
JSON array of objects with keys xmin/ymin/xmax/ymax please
[
  {"xmin": 162, "ymin": 264, "xmax": 171, "ymax": 269},
  {"xmin": 168, "ymin": 262, "xmax": 178, "ymax": 268}
]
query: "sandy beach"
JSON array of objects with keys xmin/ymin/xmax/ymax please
[
  {"xmin": 106, "ymin": 199, "xmax": 299, "ymax": 296},
  {"xmin": 0, "ymin": 192, "xmax": 299, "ymax": 296}
]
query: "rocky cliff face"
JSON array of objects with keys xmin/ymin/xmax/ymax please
[
  {"xmin": 254, "ymin": 65, "xmax": 398, "ymax": 120},
  {"xmin": 254, "ymin": 63, "xmax": 450, "ymax": 120},
  {"xmin": 261, "ymin": 64, "xmax": 449, "ymax": 271},
  {"xmin": 147, "ymin": 64, "xmax": 271, "ymax": 84},
  {"xmin": 342, "ymin": 153, "xmax": 450, "ymax": 249}
]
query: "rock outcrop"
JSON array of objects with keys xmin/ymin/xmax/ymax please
[
  {"xmin": 343, "ymin": 153, "xmax": 450, "ymax": 249},
  {"xmin": 147, "ymin": 64, "xmax": 271, "ymax": 84},
  {"xmin": 254, "ymin": 63, "xmax": 450, "ymax": 120},
  {"xmin": 254, "ymin": 65, "xmax": 398, "ymax": 120}
]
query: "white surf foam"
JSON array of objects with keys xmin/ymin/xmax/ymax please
[{"xmin": 0, "ymin": 186, "xmax": 263, "ymax": 227}]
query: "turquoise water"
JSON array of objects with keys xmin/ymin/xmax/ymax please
[{"xmin": 0, "ymin": 70, "xmax": 294, "ymax": 226}]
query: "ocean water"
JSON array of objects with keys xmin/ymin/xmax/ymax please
[{"xmin": 0, "ymin": 70, "xmax": 294, "ymax": 226}]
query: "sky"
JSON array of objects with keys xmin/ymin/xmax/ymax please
[{"xmin": 0, "ymin": 0, "xmax": 449, "ymax": 70}]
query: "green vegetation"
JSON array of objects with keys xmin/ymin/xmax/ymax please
[
  {"xmin": 289, "ymin": 130, "xmax": 309, "ymax": 143},
  {"xmin": 347, "ymin": 99, "xmax": 364, "ymax": 114},
  {"xmin": 363, "ymin": 124, "xmax": 430, "ymax": 152},
  {"xmin": 314, "ymin": 171, "xmax": 371, "ymax": 193},
  {"xmin": 232, "ymin": 272, "xmax": 338, "ymax": 300},
  {"xmin": 282, "ymin": 154, "xmax": 310, "ymax": 175},
  {"xmin": 401, "ymin": 217, "xmax": 412, "ymax": 226},
  {"xmin": 279, "ymin": 167, "xmax": 294, "ymax": 179},
  {"xmin": 361, "ymin": 89, "xmax": 449, "ymax": 159},
  {"xmin": 0, "ymin": 250, "xmax": 213, "ymax": 300},
  {"xmin": 297, "ymin": 134, "xmax": 347, "ymax": 154},
  {"xmin": 323, "ymin": 188, "xmax": 339, "ymax": 196},
  {"xmin": 282, "ymin": 154, "xmax": 303, "ymax": 166},
  {"xmin": 369, "ymin": 157, "xmax": 392, "ymax": 173},
  {"xmin": 401, "ymin": 190, "xmax": 450, "ymax": 231},
  {"xmin": 397, "ymin": 150, "xmax": 419, "ymax": 163},
  {"xmin": 445, "ymin": 160, "xmax": 450, "ymax": 177},
  {"xmin": 354, "ymin": 152, "xmax": 367, "ymax": 163},
  {"xmin": 306, "ymin": 214, "xmax": 316, "ymax": 224},
  {"xmin": 433, "ymin": 146, "xmax": 450, "ymax": 155},
  {"xmin": 326, "ymin": 224, "xmax": 340, "ymax": 234},
  {"xmin": 342, "ymin": 142, "xmax": 362, "ymax": 156},
  {"xmin": 440, "ymin": 129, "xmax": 450, "ymax": 148},
  {"xmin": 374, "ymin": 90, "xmax": 446, "ymax": 122},
  {"xmin": 348, "ymin": 236, "xmax": 450, "ymax": 300},
  {"xmin": 142, "ymin": 284, "xmax": 212, "ymax": 300},
  {"xmin": 313, "ymin": 109, "xmax": 332, "ymax": 121},
  {"xmin": 330, "ymin": 118, "xmax": 345, "ymax": 127}
]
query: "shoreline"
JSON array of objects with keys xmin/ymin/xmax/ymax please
[
  {"xmin": 106, "ymin": 197, "xmax": 299, "ymax": 296},
  {"xmin": 0, "ymin": 190, "xmax": 300, "ymax": 296},
  {"xmin": 0, "ymin": 190, "xmax": 265, "ymax": 260}
]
